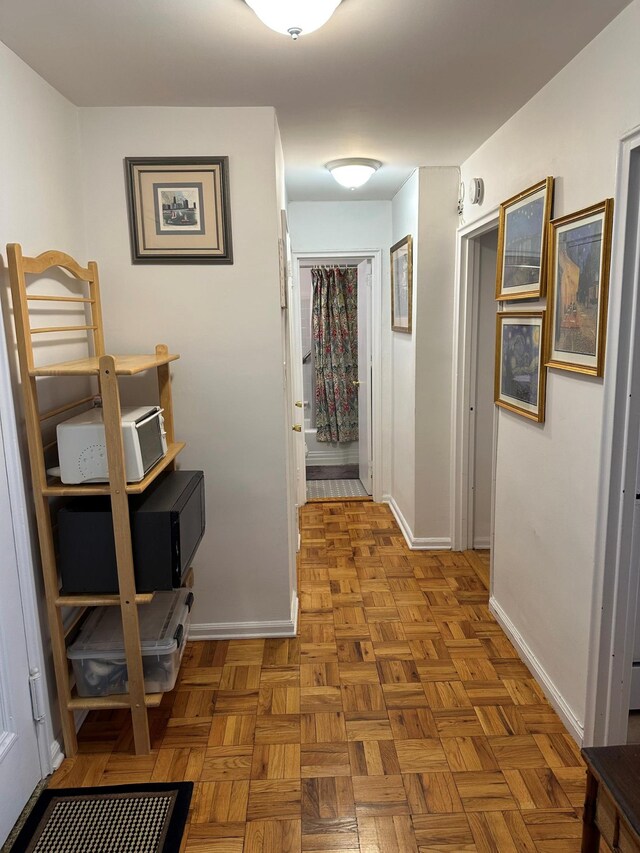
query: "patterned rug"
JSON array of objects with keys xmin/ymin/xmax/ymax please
[
  {"xmin": 307, "ymin": 478, "xmax": 369, "ymax": 499},
  {"xmin": 7, "ymin": 782, "xmax": 192, "ymax": 853}
]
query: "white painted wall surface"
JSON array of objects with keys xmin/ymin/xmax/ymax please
[
  {"xmin": 0, "ymin": 41, "xmax": 88, "ymax": 757},
  {"xmin": 79, "ymin": 107, "xmax": 295, "ymax": 632},
  {"xmin": 390, "ymin": 173, "xmax": 419, "ymax": 533},
  {"xmin": 472, "ymin": 230, "xmax": 498, "ymax": 548},
  {"xmin": 414, "ymin": 168, "xmax": 459, "ymax": 544},
  {"xmin": 460, "ymin": 0, "xmax": 640, "ymax": 733}
]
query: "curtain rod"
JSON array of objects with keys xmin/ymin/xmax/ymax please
[{"xmin": 300, "ymin": 263, "xmax": 359, "ymax": 270}]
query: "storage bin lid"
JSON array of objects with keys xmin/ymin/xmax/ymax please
[{"xmin": 67, "ymin": 589, "xmax": 193, "ymax": 660}]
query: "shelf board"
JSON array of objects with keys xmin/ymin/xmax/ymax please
[
  {"xmin": 67, "ymin": 689, "xmax": 163, "ymax": 711},
  {"xmin": 56, "ymin": 592, "xmax": 155, "ymax": 608},
  {"xmin": 42, "ymin": 441, "xmax": 185, "ymax": 496},
  {"xmin": 30, "ymin": 352, "xmax": 179, "ymax": 377}
]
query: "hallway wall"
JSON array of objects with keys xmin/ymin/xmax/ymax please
[{"xmin": 459, "ymin": 0, "xmax": 640, "ymax": 738}]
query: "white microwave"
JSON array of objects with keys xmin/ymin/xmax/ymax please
[{"xmin": 57, "ymin": 405, "xmax": 167, "ymax": 484}]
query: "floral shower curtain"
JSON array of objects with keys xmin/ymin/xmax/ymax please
[{"xmin": 311, "ymin": 266, "xmax": 359, "ymax": 443}]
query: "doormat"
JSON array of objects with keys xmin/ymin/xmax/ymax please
[{"xmin": 7, "ymin": 782, "xmax": 192, "ymax": 853}]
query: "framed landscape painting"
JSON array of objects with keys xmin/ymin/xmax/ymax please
[
  {"xmin": 546, "ymin": 199, "xmax": 614, "ymax": 376},
  {"xmin": 125, "ymin": 157, "xmax": 233, "ymax": 264},
  {"xmin": 496, "ymin": 177, "xmax": 554, "ymax": 301},
  {"xmin": 495, "ymin": 311, "xmax": 546, "ymax": 422},
  {"xmin": 391, "ymin": 234, "xmax": 413, "ymax": 333}
]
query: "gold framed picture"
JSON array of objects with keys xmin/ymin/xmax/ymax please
[
  {"xmin": 546, "ymin": 199, "xmax": 614, "ymax": 376},
  {"xmin": 391, "ymin": 234, "xmax": 413, "ymax": 333},
  {"xmin": 496, "ymin": 177, "xmax": 554, "ymax": 301},
  {"xmin": 495, "ymin": 311, "xmax": 546, "ymax": 422},
  {"xmin": 125, "ymin": 156, "xmax": 233, "ymax": 264}
]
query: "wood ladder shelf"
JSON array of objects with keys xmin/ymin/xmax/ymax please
[{"xmin": 7, "ymin": 243, "xmax": 185, "ymax": 757}]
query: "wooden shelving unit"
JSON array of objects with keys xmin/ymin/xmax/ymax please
[{"xmin": 7, "ymin": 243, "xmax": 184, "ymax": 757}]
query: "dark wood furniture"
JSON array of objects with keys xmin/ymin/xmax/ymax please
[{"xmin": 581, "ymin": 745, "xmax": 640, "ymax": 852}]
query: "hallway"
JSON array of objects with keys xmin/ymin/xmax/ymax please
[{"xmin": 49, "ymin": 501, "xmax": 586, "ymax": 851}]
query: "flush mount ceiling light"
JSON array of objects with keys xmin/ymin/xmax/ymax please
[
  {"xmin": 326, "ymin": 158, "xmax": 382, "ymax": 190},
  {"xmin": 245, "ymin": 0, "xmax": 342, "ymax": 40}
]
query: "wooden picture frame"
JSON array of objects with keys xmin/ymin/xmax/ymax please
[
  {"xmin": 496, "ymin": 177, "xmax": 554, "ymax": 301},
  {"xmin": 391, "ymin": 234, "xmax": 413, "ymax": 333},
  {"xmin": 125, "ymin": 156, "xmax": 233, "ymax": 264},
  {"xmin": 545, "ymin": 199, "xmax": 614, "ymax": 377},
  {"xmin": 495, "ymin": 311, "xmax": 546, "ymax": 422}
]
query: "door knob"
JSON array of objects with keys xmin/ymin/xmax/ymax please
[
  {"xmin": 295, "ymin": 401, "xmax": 303, "ymax": 408},
  {"xmin": 352, "ymin": 380, "xmax": 361, "ymax": 386},
  {"xmin": 292, "ymin": 424, "xmax": 302, "ymax": 432}
]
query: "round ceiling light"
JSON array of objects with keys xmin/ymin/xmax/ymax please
[
  {"xmin": 245, "ymin": 0, "xmax": 342, "ymax": 40},
  {"xmin": 326, "ymin": 158, "xmax": 382, "ymax": 190}
]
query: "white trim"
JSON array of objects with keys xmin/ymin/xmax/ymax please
[
  {"xmin": 490, "ymin": 596, "xmax": 584, "ymax": 744},
  {"xmin": 0, "ymin": 300, "xmax": 52, "ymax": 777},
  {"xmin": 50, "ymin": 738, "xmax": 64, "ymax": 771},
  {"xmin": 385, "ymin": 496, "xmax": 451, "ymax": 551},
  {"xmin": 585, "ymin": 123, "xmax": 640, "ymax": 746},
  {"xmin": 473, "ymin": 537, "xmax": 491, "ymax": 550},
  {"xmin": 451, "ymin": 208, "xmax": 500, "ymax": 552},
  {"xmin": 190, "ymin": 593, "xmax": 299, "ymax": 640},
  {"xmin": 292, "ymin": 250, "xmax": 384, "ymax": 502}
]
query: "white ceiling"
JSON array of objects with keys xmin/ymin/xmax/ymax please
[{"xmin": 0, "ymin": 0, "xmax": 631, "ymax": 200}]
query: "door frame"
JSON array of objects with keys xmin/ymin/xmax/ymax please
[
  {"xmin": 292, "ymin": 249, "xmax": 383, "ymax": 502},
  {"xmin": 584, "ymin": 124, "xmax": 640, "ymax": 746},
  {"xmin": 0, "ymin": 310, "xmax": 53, "ymax": 774},
  {"xmin": 451, "ymin": 210, "xmax": 500, "ymax": 566}
]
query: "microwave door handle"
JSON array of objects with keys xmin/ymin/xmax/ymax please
[{"xmin": 134, "ymin": 408, "xmax": 165, "ymax": 429}]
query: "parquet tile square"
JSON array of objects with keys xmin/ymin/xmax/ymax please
[
  {"xmin": 352, "ymin": 775, "xmax": 410, "ymax": 816},
  {"xmin": 64, "ymin": 503, "xmax": 588, "ymax": 853},
  {"xmin": 301, "ymin": 743, "xmax": 351, "ymax": 778},
  {"xmin": 245, "ymin": 819, "xmax": 301, "ymax": 853},
  {"xmin": 247, "ymin": 779, "xmax": 302, "ymax": 820}
]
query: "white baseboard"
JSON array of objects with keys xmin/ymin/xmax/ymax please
[
  {"xmin": 190, "ymin": 593, "xmax": 299, "ymax": 640},
  {"xmin": 385, "ymin": 496, "xmax": 451, "ymax": 551},
  {"xmin": 50, "ymin": 738, "xmax": 64, "ymax": 771},
  {"xmin": 489, "ymin": 596, "xmax": 584, "ymax": 744},
  {"xmin": 473, "ymin": 536, "xmax": 491, "ymax": 549}
]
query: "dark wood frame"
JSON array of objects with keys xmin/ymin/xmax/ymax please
[{"xmin": 124, "ymin": 156, "xmax": 233, "ymax": 265}]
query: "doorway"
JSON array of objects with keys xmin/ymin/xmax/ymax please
[
  {"xmin": 292, "ymin": 251, "xmax": 381, "ymax": 505},
  {"xmin": 452, "ymin": 213, "xmax": 500, "ymax": 586}
]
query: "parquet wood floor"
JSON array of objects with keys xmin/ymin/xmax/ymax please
[{"xmin": 50, "ymin": 501, "xmax": 587, "ymax": 852}]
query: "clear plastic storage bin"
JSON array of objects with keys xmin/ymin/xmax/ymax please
[{"xmin": 67, "ymin": 589, "xmax": 193, "ymax": 697}]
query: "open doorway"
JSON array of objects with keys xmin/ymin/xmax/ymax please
[
  {"xmin": 293, "ymin": 253, "xmax": 376, "ymax": 503},
  {"xmin": 452, "ymin": 213, "xmax": 500, "ymax": 589}
]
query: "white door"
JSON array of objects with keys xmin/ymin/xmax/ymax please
[
  {"xmin": 357, "ymin": 259, "xmax": 372, "ymax": 494},
  {"xmin": 0, "ymin": 409, "xmax": 42, "ymax": 845}
]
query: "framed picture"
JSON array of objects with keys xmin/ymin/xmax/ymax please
[
  {"xmin": 495, "ymin": 311, "xmax": 546, "ymax": 422},
  {"xmin": 279, "ymin": 209, "xmax": 289, "ymax": 309},
  {"xmin": 496, "ymin": 177, "xmax": 554, "ymax": 301},
  {"xmin": 124, "ymin": 157, "xmax": 233, "ymax": 264},
  {"xmin": 391, "ymin": 234, "xmax": 413, "ymax": 333},
  {"xmin": 546, "ymin": 199, "xmax": 614, "ymax": 376}
]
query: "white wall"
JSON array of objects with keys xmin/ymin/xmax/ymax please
[
  {"xmin": 80, "ymin": 107, "xmax": 295, "ymax": 633},
  {"xmin": 414, "ymin": 168, "xmax": 459, "ymax": 544},
  {"xmin": 390, "ymin": 175, "xmax": 419, "ymax": 532},
  {"xmin": 0, "ymin": 41, "xmax": 87, "ymax": 762},
  {"xmin": 459, "ymin": 0, "xmax": 640, "ymax": 735}
]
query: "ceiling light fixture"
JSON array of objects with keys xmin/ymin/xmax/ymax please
[
  {"xmin": 326, "ymin": 158, "xmax": 382, "ymax": 190},
  {"xmin": 245, "ymin": 0, "xmax": 342, "ymax": 40}
]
